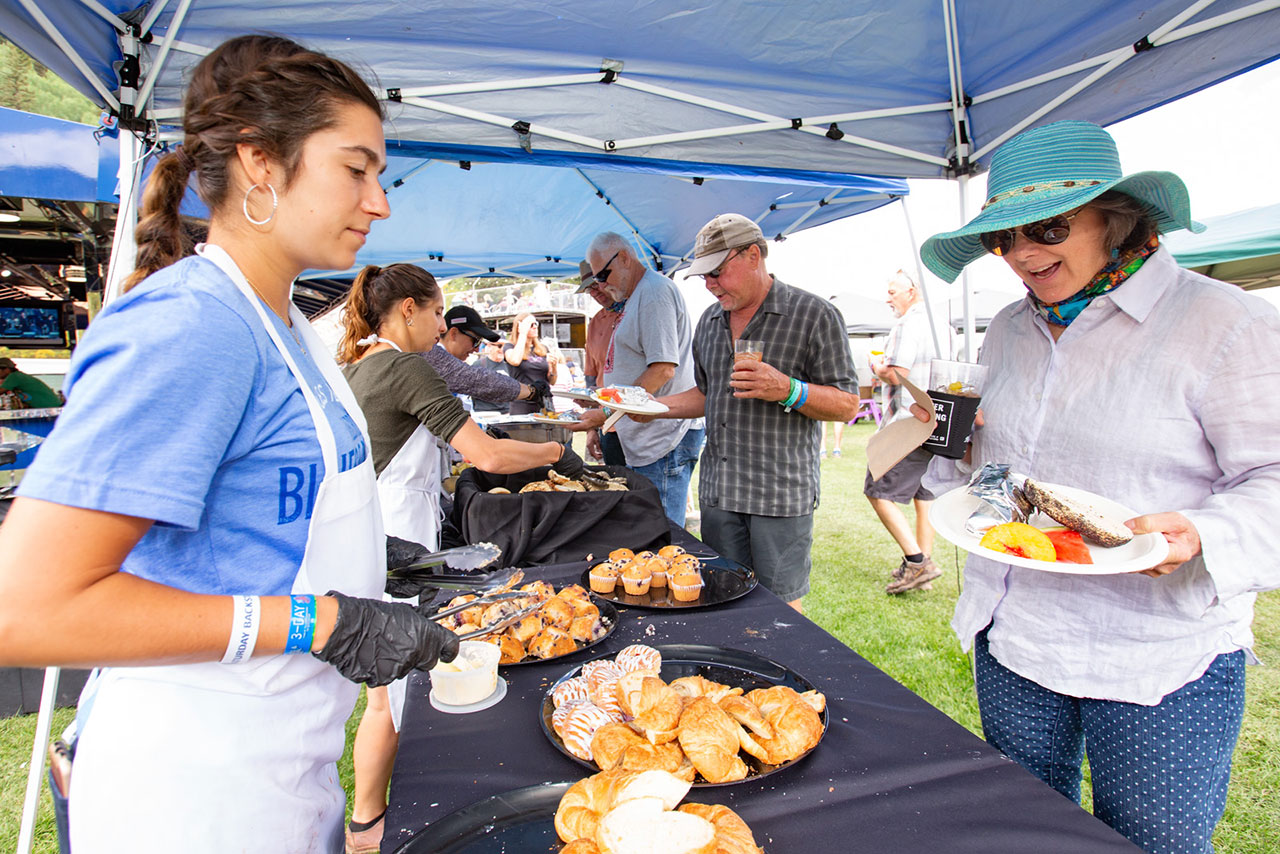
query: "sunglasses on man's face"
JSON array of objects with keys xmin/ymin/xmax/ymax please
[
  {"xmin": 702, "ymin": 246, "xmax": 748, "ymax": 280},
  {"xmin": 462, "ymin": 331, "xmax": 482, "ymax": 350},
  {"xmin": 979, "ymin": 209, "xmax": 1082, "ymax": 257},
  {"xmin": 594, "ymin": 251, "xmax": 621, "ymax": 284}
]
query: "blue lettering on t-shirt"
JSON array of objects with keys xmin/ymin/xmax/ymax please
[{"xmin": 278, "ymin": 463, "xmax": 320, "ymax": 524}]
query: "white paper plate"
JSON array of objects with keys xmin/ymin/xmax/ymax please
[
  {"xmin": 550, "ymin": 388, "xmax": 597, "ymax": 403},
  {"xmin": 930, "ymin": 484, "xmax": 1169, "ymax": 574},
  {"xmin": 590, "ymin": 388, "xmax": 669, "ymax": 415},
  {"xmin": 529, "ymin": 413, "xmax": 581, "ymax": 425}
]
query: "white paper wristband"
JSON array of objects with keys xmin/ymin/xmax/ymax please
[{"xmin": 221, "ymin": 595, "xmax": 261, "ymax": 665}]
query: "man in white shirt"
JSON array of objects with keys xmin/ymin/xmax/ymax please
[{"xmin": 865, "ymin": 271, "xmax": 943, "ymax": 594}]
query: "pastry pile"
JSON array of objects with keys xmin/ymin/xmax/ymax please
[
  {"xmin": 489, "ymin": 469, "xmax": 630, "ymax": 494},
  {"xmin": 550, "ymin": 645, "xmax": 825, "ymax": 784},
  {"xmin": 555, "ymin": 768, "xmax": 764, "ymax": 854},
  {"xmin": 437, "ymin": 581, "xmax": 609, "ymax": 664}
]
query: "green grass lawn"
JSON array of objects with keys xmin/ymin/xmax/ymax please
[{"xmin": 3, "ymin": 420, "xmax": 1276, "ymax": 851}]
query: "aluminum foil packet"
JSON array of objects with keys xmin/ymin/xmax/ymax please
[{"xmin": 963, "ymin": 463, "xmax": 1032, "ymax": 536}]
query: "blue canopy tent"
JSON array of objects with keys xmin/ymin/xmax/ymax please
[
  {"xmin": 3, "ymin": 0, "xmax": 1277, "ymax": 331},
  {"xmin": 1167, "ymin": 202, "xmax": 1280, "ymax": 291},
  {"xmin": 3, "ymin": 1, "xmax": 1280, "ymax": 847}
]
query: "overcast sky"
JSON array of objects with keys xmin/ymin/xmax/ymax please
[{"xmin": 675, "ymin": 58, "xmax": 1280, "ymax": 320}]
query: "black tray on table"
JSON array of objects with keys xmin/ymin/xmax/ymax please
[
  {"xmin": 391, "ymin": 782, "xmax": 572, "ymax": 854},
  {"xmin": 580, "ymin": 554, "xmax": 756, "ymax": 610},
  {"xmin": 540, "ymin": 643, "xmax": 827, "ymax": 786}
]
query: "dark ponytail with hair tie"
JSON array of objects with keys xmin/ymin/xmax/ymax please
[{"xmin": 337, "ymin": 264, "xmax": 440, "ymax": 364}]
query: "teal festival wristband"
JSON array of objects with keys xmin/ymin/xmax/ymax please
[
  {"xmin": 284, "ymin": 594, "xmax": 317, "ymax": 654},
  {"xmin": 780, "ymin": 377, "xmax": 801, "ymax": 409}
]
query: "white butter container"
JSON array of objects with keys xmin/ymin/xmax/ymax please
[{"xmin": 429, "ymin": 641, "xmax": 500, "ymax": 706}]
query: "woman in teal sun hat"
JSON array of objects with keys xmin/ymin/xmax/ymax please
[{"xmin": 920, "ymin": 120, "xmax": 1280, "ymax": 853}]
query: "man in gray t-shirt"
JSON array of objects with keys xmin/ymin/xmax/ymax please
[{"xmin": 569, "ymin": 232, "xmax": 703, "ymax": 525}]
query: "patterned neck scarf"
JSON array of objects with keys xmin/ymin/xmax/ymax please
[
  {"xmin": 609, "ymin": 300, "xmax": 626, "ymax": 313},
  {"xmin": 1028, "ymin": 236, "xmax": 1159, "ymax": 327}
]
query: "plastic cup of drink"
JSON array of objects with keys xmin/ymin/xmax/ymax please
[
  {"xmin": 731, "ymin": 340, "xmax": 764, "ymax": 394},
  {"xmin": 922, "ymin": 360, "xmax": 988, "ymax": 459}
]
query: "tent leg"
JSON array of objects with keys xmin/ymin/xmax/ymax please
[
  {"xmin": 957, "ymin": 174, "xmax": 976, "ymax": 360},
  {"xmin": 17, "ymin": 666, "xmax": 62, "ymax": 854},
  {"xmin": 103, "ymin": 131, "xmax": 144, "ymax": 305},
  {"xmin": 899, "ymin": 195, "xmax": 946, "ymax": 358}
]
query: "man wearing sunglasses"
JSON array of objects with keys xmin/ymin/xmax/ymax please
[
  {"xmin": 423, "ymin": 305, "xmax": 545, "ymax": 411},
  {"xmin": 568, "ymin": 232, "xmax": 702, "ymax": 526},
  {"xmin": 576, "ymin": 261, "xmax": 628, "ymax": 466},
  {"xmin": 631, "ymin": 214, "xmax": 860, "ymax": 613}
]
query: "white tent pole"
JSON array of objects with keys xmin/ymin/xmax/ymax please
[
  {"xmin": 394, "ymin": 73, "xmax": 601, "ymax": 99},
  {"xmin": 400, "ymin": 96, "xmax": 604, "ymax": 150},
  {"xmin": 900, "ymin": 195, "xmax": 945, "ymax": 358},
  {"xmin": 16, "ymin": 0, "xmax": 121, "ymax": 110},
  {"xmin": 104, "ymin": 131, "xmax": 145, "ymax": 305},
  {"xmin": 138, "ymin": 0, "xmax": 174, "ymax": 36},
  {"xmin": 958, "ymin": 174, "xmax": 975, "ymax": 359},
  {"xmin": 16, "ymin": 667, "xmax": 62, "ymax": 854},
  {"xmin": 73, "ymin": 0, "xmax": 128, "ymax": 31},
  {"xmin": 572, "ymin": 170, "xmax": 663, "ymax": 268},
  {"xmin": 135, "ymin": 0, "xmax": 196, "ymax": 109},
  {"xmin": 768, "ymin": 192, "xmax": 892, "ymax": 211},
  {"xmin": 975, "ymin": 0, "xmax": 1220, "ymax": 159}
]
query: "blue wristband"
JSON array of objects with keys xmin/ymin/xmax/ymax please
[
  {"xmin": 284, "ymin": 594, "xmax": 317, "ymax": 654},
  {"xmin": 796, "ymin": 381, "xmax": 809, "ymax": 409}
]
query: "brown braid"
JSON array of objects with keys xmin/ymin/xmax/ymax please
[{"xmin": 124, "ymin": 35, "xmax": 383, "ymax": 291}]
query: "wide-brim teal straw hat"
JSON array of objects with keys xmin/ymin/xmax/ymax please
[{"xmin": 920, "ymin": 120, "xmax": 1205, "ymax": 283}]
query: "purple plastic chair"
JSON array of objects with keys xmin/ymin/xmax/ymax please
[{"xmin": 851, "ymin": 398, "xmax": 882, "ymax": 426}]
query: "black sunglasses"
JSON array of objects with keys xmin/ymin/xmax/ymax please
[
  {"xmin": 594, "ymin": 251, "xmax": 621, "ymax": 283},
  {"xmin": 703, "ymin": 246, "xmax": 749, "ymax": 280},
  {"xmin": 979, "ymin": 209, "xmax": 1082, "ymax": 257},
  {"xmin": 462, "ymin": 331, "xmax": 483, "ymax": 349}
]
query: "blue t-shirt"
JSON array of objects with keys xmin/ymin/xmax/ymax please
[{"xmin": 18, "ymin": 255, "xmax": 367, "ymax": 596}]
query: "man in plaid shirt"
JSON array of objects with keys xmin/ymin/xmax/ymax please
[{"xmin": 639, "ymin": 214, "xmax": 860, "ymax": 612}]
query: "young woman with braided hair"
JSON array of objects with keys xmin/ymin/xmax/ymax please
[
  {"xmin": 337, "ymin": 262, "xmax": 582, "ymax": 852},
  {"xmin": 0, "ymin": 35, "xmax": 461, "ymax": 852}
]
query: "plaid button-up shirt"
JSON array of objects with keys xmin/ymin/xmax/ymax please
[{"xmin": 693, "ymin": 278, "xmax": 856, "ymax": 517}]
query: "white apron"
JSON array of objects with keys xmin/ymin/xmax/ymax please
[
  {"xmin": 69, "ymin": 245, "xmax": 385, "ymax": 854},
  {"xmin": 371, "ymin": 338, "xmax": 447, "ymax": 729}
]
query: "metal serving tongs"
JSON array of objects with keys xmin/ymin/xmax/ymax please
[
  {"xmin": 399, "ymin": 542, "xmax": 502, "ymax": 572},
  {"xmin": 386, "ymin": 543, "xmax": 522, "ymax": 592},
  {"xmin": 428, "ymin": 589, "xmax": 548, "ymax": 641}
]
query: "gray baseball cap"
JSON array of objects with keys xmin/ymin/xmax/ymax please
[{"xmin": 686, "ymin": 213, "xmax": 764, "ymax": 276}]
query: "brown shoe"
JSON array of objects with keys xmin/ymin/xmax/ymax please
[
  {"xmin": 345, "ymin": 814, "xmax": 385, "ymax": 854},
  {"xmin": 886, "ymin": 558, "xmax": 941, "ymax": 594}
]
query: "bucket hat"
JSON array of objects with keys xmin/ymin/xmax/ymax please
[
  {"xmin": 920, "ymin": 121, "xmax": 1204, "ymax": 283},
  {"xmin": 575, "ymin": 260, "xmax": 597, "ymax": 293}
]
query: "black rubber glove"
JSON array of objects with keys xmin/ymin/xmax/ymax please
[
  {"xmin": 384, "ymin": 535, "xmax": 435, "ymax": 599},
  {"xmin": 313, "ymin": 591, "xmax": 460, "ymax": 687},
  {"xmin": 529, "ymin": 378, "xmax": 553, "ymax": 410},
  {"xmin": 552, "ymin": 444, "xmax": 586, "ymax": 479}
]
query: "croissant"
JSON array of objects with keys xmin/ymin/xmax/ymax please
[
  {"xmin": 799, "ymin": 689, "xmax": 826, "ymax": 713},
  {"xmin": 745, "ymin": 686, "xmax": 823, "ymax": 764},
  {"xmin": 555, "ymin": 768, "xmax": 629, "ymax": 842},
  {"xmin": 677, "ymin": 698, "xmax": 748, "ymax": 783},
  {"xmin": 619, "ymin": 740, "xmax": 687, "ymax": 777},
  {"xmin": 717, "ymin": 695, "xmax": 773, "ymax": 739},
  {"xmin": 528, "ymin": 627, "xmax": 577, "ymax": 660},
  {"xmin": 669, "ymin": 675, "xmax": 742, "ymax": 704},
  {"xmin": 623, "ymin": 676, "xmax": 682, "ymax": 745},
  {"xmin": 677, "ymin": 803, "xmax": 765, "ymax": 854},
  {"xmin": 562, "ymin": 840, "xmax": 601, "ymax": 854},
  {"xmin": 591, "ymin": 722, "xmax": 648, "ymax": 770}
]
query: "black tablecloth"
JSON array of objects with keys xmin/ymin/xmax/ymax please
[{"xmin": 384, "ymin": 536, "xmax": 1141, "ymax": 853}]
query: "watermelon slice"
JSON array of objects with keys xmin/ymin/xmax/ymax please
[{"xmin": 1043, "ymin": 529, "xmax": 1093, "ymax": 564}]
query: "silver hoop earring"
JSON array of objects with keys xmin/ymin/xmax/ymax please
[
  {"xmin": 242, "ymin": 182, "xmax": 278, "ymax": 226},
  {"xmin": 406, "ymin": 318, "xmax": 414, "ymax": 327}
]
